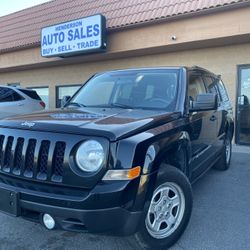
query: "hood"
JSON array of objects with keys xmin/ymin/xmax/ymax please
[{"xmin": 0, "ymin": 107, "xmax": 181, "ymax": 141}]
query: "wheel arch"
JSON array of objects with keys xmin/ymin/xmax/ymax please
[
  {"xmin": 150, "ymin": 131, "xmax": 192, "ymax": 178},
  {"xmin": 132, "ymin": 131, "xmax": 192, "ymax": 211}
]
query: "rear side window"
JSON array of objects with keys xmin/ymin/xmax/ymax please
[
  {"xmin": 203, "ymin": 76, "xmax": 222, "ymax": 103},
  {"xmin": 12, "ymin": 91, "xmax": 24, "ymax": 101},
  {"xmin": 217, "ymin": 80, "xmax": 229, "ymax": 102},
  {"xmin": 0, "ymin": 87, "xmax": 24, "ymax": 102},
  {"xmin": 19, "ymin": 89, "xmax": 41, "ymax": 100},
  {"xmin": 203, "ymin": 76, "xmax": 217, "ymax": 94},
  {"xmin": 204, "ymin": 76, "xmax": 229, "ymax": 102}
]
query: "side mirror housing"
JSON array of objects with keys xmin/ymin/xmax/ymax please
[
  {"xmin": 190, "ymin": 93, "xmax": 218, "ymax": 111},
  {"xmin": 61, "ymin": 95, "xmax": 71, "ymax": 107}
]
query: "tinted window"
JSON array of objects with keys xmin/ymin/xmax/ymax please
[
  {"xmin": 12, "ymin": 91, "xmax": 24, "ymax": 101},
  {"xmin": 71, "ymin": 69, "xmax": 179, "ymax": 110},
  {"xmin": 19, "ymin": 89, "xmax": 41, "ymax": 100},
  {"xmin": 0, "ymin": 87, "xmax": 23, "ymax": 102}
]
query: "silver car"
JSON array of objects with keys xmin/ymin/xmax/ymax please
[{"xmin": 0, "ymin": 86, "xmax": 45, "ymax": 119}]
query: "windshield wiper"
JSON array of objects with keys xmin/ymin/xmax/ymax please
[
  {"xmin": 65, "ymin": 102, "xmax": 86, "ymax": 108},
  {"xmin": 110, "ymin": 103, "xmax": 134, "ymax": 109}
]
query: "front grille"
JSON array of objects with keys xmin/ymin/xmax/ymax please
[{"xmin": 0, "ymin": 135, "xmax": 66, "ymax": 183}]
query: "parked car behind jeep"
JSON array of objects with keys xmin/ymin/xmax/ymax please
[
  {"xmin": 0, "ymin": 67, "xmax": 233, "ymax": 249},
  {"xmin": 0, "ymin": 86, "xmax": 45, "ymax": 119}
]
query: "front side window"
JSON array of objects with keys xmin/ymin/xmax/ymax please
[
  {"xmin": 188, "ymin": 74, "xmax": 206, "ymax": 102},
  {"xmin": 70, "ymin": 69, "xmax": 179, "ymax": 111}
]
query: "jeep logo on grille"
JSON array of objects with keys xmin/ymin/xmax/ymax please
[{"xmin": 21, "ymin": 121, "xmax": 35, "ymax": 128}]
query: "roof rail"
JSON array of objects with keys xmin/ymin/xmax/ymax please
[{"xmin": 190, "ymin": 65, "xmax": 219, "ymax": 77}]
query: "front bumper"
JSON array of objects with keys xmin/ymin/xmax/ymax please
[
  {"xmin": 0, "ymin": 178, "xmax": 144, "ymax": 236},
  {"xmin": 21, "ymin": 200, "xmax": 142, "ymax": 235}
]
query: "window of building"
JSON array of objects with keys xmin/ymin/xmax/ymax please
[
  {"xmin": 56, "ymin": 85, "xmax": 81, "ymax": 108},
  {"xmin": 28, "ymin": 87, "xmax": 49, "ymax": 109}
]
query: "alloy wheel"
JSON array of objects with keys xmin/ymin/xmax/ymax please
[{"xmin": 145, "ymin": 182, "xmax": 185, "ymax": 239}]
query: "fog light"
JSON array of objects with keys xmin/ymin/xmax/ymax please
[{"xmin": 43, "ymin": 214, "xmax": 55, "ymax": 230}]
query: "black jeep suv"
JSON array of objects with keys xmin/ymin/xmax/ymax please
[{"xmin": 0, "ymin": 66, "xmax": 233, "ymax": 249}]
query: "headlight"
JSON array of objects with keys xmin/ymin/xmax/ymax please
[{"xmin": 76, "ymin": 140, "xmax": 105, "ymax": 172}]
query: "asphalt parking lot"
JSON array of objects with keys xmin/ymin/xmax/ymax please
[{"xmin": 0, "ymin": 149, "xmax": 250, "ymax": 250}]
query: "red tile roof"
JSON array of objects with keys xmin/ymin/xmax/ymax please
[{"xmin": 0, "ymin": 0, "xmax": 248, "ymax": 53}]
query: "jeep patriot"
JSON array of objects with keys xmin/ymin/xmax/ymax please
[{"xmin": 0, "ymin": 66, "xmax": 234, "ymax": 249}]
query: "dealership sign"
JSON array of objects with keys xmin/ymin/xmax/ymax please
[{"xmin": 41, "ymin": 14, "xmax": 106, "ymax": 57}]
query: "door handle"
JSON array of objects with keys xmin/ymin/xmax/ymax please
[{"xmin": 210, "ymin": 115, "xmax": 217, "ymax": 122}]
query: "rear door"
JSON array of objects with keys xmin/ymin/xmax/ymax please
[
  {"xmin": 0, "ymin": 87, "xmax": 25, "ymax": 118},
  {"xmin": 187, "ymin": 71, "xmax": 218, "ymax": 180},
  {"xmin": 202, "ymin": 75, "xmax": 223, "ymax": 153}
]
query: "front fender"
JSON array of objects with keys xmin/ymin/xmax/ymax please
[
  {"xmin": 131, "ymin": 131, "xmax": 192, "ymax": 211},
  {"xmin": 142, "ymin": 131, "xmax": 191, "ymax": 175}
]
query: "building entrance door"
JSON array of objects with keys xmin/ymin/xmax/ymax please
[{"xmin": 237, "ymin": 65, "xmax": 250, "ymax": 145}]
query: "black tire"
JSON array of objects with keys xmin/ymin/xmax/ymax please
[
  {"xmin": 213, "ymin": 132, "xmax": 232, "ymax": 171},
  {"xmin": 133, "ymin": 165, "xmax": 193, "ymax": 250}
]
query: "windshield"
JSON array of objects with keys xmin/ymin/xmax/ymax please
[{"xmin": 70, "ymin": 69, "xmax": 180, "ymax": 111}]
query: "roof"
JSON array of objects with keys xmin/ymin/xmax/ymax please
[{"xmin": 0, "ymin": 0, "xmax": 249, "ymax": 53}]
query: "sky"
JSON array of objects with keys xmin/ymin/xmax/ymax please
[{"xmin": 0, "ymin": 0, "xmax": 52, "ymax": 17}]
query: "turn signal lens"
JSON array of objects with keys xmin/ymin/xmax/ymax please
[
  {"xmin": 127, "ymin": 166, "xmax": 141, "ymax": 179},
  {"xmin": 102, "ymin": 166, "xmax": 141, "ymax": 181}
]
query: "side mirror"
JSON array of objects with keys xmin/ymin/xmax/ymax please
[
  {"xmin": 61, "ymin": 95, "xmax": 71, "ymax": 107},
  {"xmin": 190, "ymin": 93, "xmax": 218, "ymax": 111}
]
